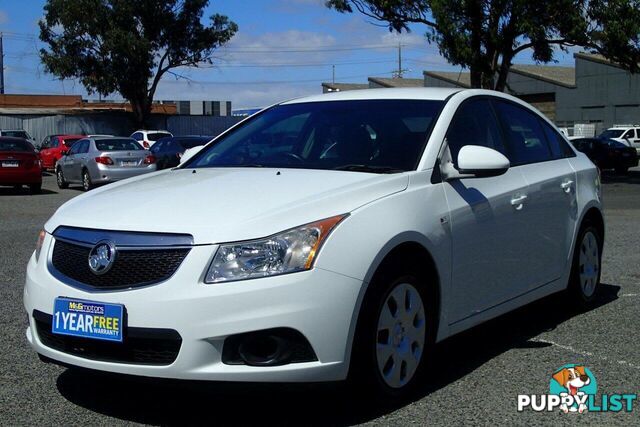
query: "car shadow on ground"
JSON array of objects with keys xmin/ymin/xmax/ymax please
[
  {"xmin": 55, "ymin": 284, "xmax": 620, "ymax": 426},
  {"xmin": 601, "ymin": 169, "xmax": 640, "ymax": 185}
]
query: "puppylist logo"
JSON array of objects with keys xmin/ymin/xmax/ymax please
[{"xmin": 517, "ymin": 364, "xmax": 637, "ymax": 414}]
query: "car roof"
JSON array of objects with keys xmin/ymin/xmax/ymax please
[
  {"xmin": 56, "ymin": 134, "xmax": 86, "ymax": 139},
  {"xmin": 282, "ymin": 87, "xmax": 461, "ymax": 105}
]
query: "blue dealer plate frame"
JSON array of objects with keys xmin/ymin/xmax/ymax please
[{"xmin": 52, "ymin": 297, "xmax": 124, "ymax": 342}]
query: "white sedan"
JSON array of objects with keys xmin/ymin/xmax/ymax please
[{"xmin": 24, "ymin": 88, "xmax": 603, "ymax": 398}]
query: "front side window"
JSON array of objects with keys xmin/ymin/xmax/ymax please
[
  {"xmin": 63, "ymin": 138, "xmax": 81, "ymax": 147},
  {"xmin": 95, "ymin": 139, "xmax": 143, "ymax": 151},
  {"xmin": 186, "ymin": 100, "xmax": 445, "ymax": 173},
  {"xmin": 445, "ymin": 99, "xmax": 506, "ymax": 168},
  {"xmin": 494, "ymin": 101, "xmax": 552, "ymax": 165}
]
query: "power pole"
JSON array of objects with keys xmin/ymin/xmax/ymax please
[
  {"xmin": 398, "ymin": 42, "xmax": 402, "ymax": 78},
  {"xmin": 0, "ymin": 33, "xmax": 4, "ymax": 94},
  {"xmin": 393, "ymin": 42, "xmax": 409, "ymax": 79},
  {"xmin": 332, "ymin": 64, "xmax": 335, "ymax": 84}
]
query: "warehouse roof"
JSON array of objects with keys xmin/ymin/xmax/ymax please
[
  {"xmin": 321, "ymin": 82, "xmax": 369, "ymax": 92},
  {"xmin": 424, "ymin": 64, "xmax": 576, "ymax": 88},
  {"xmin": 368, "ymin": 77, "xmax": 425, "ymax": 88}
]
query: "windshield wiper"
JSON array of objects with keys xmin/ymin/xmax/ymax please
[{"xmin": 333, "ymin": 164, "xmax": 405, "ymax": 174}]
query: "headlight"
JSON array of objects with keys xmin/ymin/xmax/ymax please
[
  {"xmin": 35, "ymin": 229, "xmax": 46, "ymax": 262},
  {"xmin": 204, "ymin": 214, "xmax": 347, "ymax": 283}
]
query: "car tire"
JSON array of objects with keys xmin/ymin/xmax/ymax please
[
  {"xmin": 349, "ymin": 258, "xmax": 436, "ymax": 400},
  {"xmin": 568, "ymin": 221, "xmax": 602, "ymax": 304},
  {"xmin": 29, "ymin": 183, "xmax": 42, "ymax": 194},
  {"xmin": 56, "ymin": 168, "xmax": 68, "ymax": 189},
  {"xmin": 82, "ymin": 169, "xmax": 93, "ymax": 191}
]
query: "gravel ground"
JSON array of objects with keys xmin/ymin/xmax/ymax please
[{"xmin": 1, "ymin": 170, "xmax": 639, "ymax": 426}]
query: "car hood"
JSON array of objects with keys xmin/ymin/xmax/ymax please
[{"xmin": 45, "ymin": 168, "xmax": 409, "ymax": 244}]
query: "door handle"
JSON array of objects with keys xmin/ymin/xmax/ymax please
[
  {"xmin": 560, "ymin": 180, "xmax": 574, "ymax": 193},
  {"xmin": 510, "ymin": 194, "xmax": 528, "ymax": 210}
]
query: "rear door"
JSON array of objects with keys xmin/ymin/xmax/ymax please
[
  {"xmin": 442, "ymin": 98, "xmax": 532, "ymax": 322},
  {"xmin": 493, "ymin": 100, "xmax": 577, "ymax": 289}
]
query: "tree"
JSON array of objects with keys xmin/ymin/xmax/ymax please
[
  {"xmin": 326, "ymin": 0, "xmax": 640, "ymax": 91},
  {"xmin": 39, "ymin": 0, "xmax": 238, "ymax": 127}
]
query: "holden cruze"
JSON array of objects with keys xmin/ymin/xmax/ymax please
[{"xmin": 24, "ymin": 88, "xmax": 603, "ymax": 397}]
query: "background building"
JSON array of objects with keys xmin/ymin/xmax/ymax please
[{"xmin": 324, "ymin": 52, "xmax": 640, "ymax": 133}]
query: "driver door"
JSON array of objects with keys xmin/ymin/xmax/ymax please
[{"xmin": 441, "ymin": 98, "xmax": 531, "ymax": 323}]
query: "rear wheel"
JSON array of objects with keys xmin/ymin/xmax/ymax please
[
  {"xmin": 56, "ymin": 168, "xmax": 68, "ymax": 189},
  {"xmin": 349, "ymin": 261, "xmax": 435, "ymax": 400},
  {"xmin": 568, "ymin": 223, "xmax": 602, "ymax": 303},
  {"xmin": 82, "ymin": 169, "xmax": 93, "ymax": 191},
  {"xmin": 29, "ymin": 183, "xmax": 41, "ymax": 194}
]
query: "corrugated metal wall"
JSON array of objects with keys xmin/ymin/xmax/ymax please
[
  {"xmin": 166, "ymin": 115, "xmax": 242, "ymax": 137},
  {"xmin": 0, "ymin": 114, "xmax": 243, "ymax": 144}
]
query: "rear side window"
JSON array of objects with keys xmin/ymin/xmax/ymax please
[
  {"xmin": 539, "ymin": 120, "xmax": 575, "ymax": 159},
  {"xmin": 446, "ymin": 99, "xmax": 506, "ymax": 167},
  {"xmin": 494, "ymin": 101, "xmax": 552, "ymax": 165},
  {"xmin": 95, "ymin": 139, "xmax": 142, "ymax": 151},
  {"xmin": 0, "ymin": 138, "xmax": 33, "ymax": 151},
  {"xmin": 148, "ymin": 132, "xmax": 171, "ymax": 141}
]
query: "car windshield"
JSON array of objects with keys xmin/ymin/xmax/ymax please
[
  {"xmin": 599, "ymin": 129, "xmax": 625, "ymax": 139},
  {"xmin": 95, "ymin": 139, "xmax": 143, "ymax": 151},
  {"xmin": 3, "ymin": 130, "xmax": 30, "ymax": 139},
  {"xmin": 0, "ymin": 138, "xmax": 33, "ymax": 152},
  {"xmin": 148, "ymin": 132, "xmax": 172, "ymax": 141},
  {"xmin": 185, "ymin": 100, "xmax": 445, "ymax": 173}
]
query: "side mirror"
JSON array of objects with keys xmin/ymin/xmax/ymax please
[
  {"xmin": 443, "ymin": 145, "xmax": 510, "ymax": 180},
  {"xmin": 180, "ymin": 145, "xmax": 204, "ymax": 164},
  {"xmin": 61, "ymin": 150, "xmax": 68, "ymax": 156},
  {"xmin": 457, "ymin": 145, "xmax": 510, "ymax": 177}
]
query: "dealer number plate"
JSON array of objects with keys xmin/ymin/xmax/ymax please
[{"xmin": 52, "ymin": 297, "xmax": 124, "ymax": 342}]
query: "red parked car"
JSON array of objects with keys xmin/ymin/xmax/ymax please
[
  {"xmin": 38, "ymin": 134, "xmax": 86, "ymax": 170},
  {"xmin": 0, "ymin": 137, "xmax": 42, "ymax": 193}
]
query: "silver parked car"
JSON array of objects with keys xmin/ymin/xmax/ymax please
[{"xmin": 55, "ymin": 137, "xmax": 157, "ymax": 191}]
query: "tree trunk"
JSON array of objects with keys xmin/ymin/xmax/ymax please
[{"xmin": 130, "ymin": 96, "xmax": 151, "ymax": 129}]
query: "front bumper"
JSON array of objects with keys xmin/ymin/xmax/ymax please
[{"xmin": 24, "ymin": 235, "xmax": 363, "ymax": 382}]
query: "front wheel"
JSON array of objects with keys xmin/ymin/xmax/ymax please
[
  {"xmin": 568, "ymin": 223, "xmax": 602, "ymax": 304},
  {"xmin": 82, "ymin": 169, "xmax": 93, "ymax": 191},
  {"xmin": 349, "ymin": 266, "xmax": 434, "ymax": 399},
  {"xmin": 56, "ymin": 168, "xmax": 68, "ymax": 189}
]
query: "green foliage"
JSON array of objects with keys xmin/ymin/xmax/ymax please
[
  {"xmin": 39, "ymin": 0, "xmax": 237, "ymax": 125},
  {"xmin": 326, "ymin": 0, "xmax": 640, "ymax": 90}
]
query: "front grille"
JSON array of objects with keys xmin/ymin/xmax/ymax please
[
  {"xmin": 34, "ymin": 310, "xmax": 181, "ymax": 365},
  {"xmin": 51, "ymin": 240, "xmax": 190, "ymax": 290}
]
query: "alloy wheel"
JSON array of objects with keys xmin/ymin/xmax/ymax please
[
  {"xmin": 376, "ymin": 282, "xmax": 426, "ymax": 389},
  {"xmin": 579, "ymin": 231, "xmax": 599, "ymax": 297}
]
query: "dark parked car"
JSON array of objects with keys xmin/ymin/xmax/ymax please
[
  {"xmin": 571, "ymin": 137, "xmax": 638, "ymax": 174},
  {"xmin": 0, "ymin": 137, "xmax": 42, "ymax": 193},
  {"xmin": 150, "ymin": 136, "xmax": 212, "ymax": 169}
]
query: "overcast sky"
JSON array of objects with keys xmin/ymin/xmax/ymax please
[{"xmin": 0, "ymin": 0, "xmax": 576, "ymax": 109}]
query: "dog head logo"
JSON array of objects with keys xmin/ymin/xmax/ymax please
[
  {"xmin": 553, "ymin": 366, "xmax": 591, "ymax": 395},
  {"xmin": 550, "ymin": 365, "xmax": 598, "ymax": 413}
]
